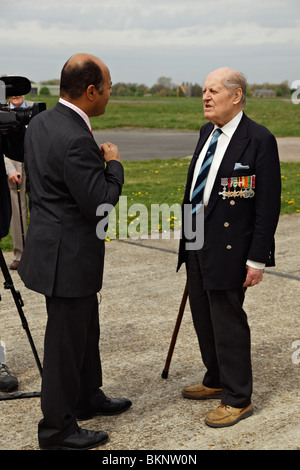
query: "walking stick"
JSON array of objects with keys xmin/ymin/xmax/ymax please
[
  {"xmin": 16, "ymin": 180, "xmax": 25, "ymax": 248},
  {"xmin": 161, "ymin": 281, "xmax": 188, "ymax": 379}
]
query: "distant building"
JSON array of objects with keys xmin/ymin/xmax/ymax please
[{"xmin": 252, "ymin": 89, "xmax": 277, "ymax": 98}]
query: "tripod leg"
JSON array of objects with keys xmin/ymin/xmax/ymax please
[
  {"xmin": 161, "ymin": 281, "xmax": 188, "ymax": 379},
  {"xmin": 0, "ymin": 247, "xmax": 42, "ymax": 377},
  {"xmin": 0, "ymin": 391, "xmax": 41, "ymax": 401}
]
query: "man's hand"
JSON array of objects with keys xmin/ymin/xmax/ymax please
[
  {"xmin": 8, "ymin": 171, "xmax": 22, "ymax": 184},
  {"xmin": 100, "ymin": 142, "xmax": 120, "ymax": 163},
  {"xmin": 243, "ymin": 265, "xmax": 264, "ymax": 287}
]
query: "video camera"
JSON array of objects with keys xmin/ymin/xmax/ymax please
[
  {"xmin": 0, "ymin": 76, "xmax": 46, "ymax": 132},
  {"xmin": 0, "ymin": 75, "xmax": 46, "ymax": 238},
  {"xmin": 0, "ymin": 76, "xmax": 44, "ymax": 399}
]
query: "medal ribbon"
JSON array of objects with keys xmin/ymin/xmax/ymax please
[{"xmin": 227, "ymin": 175, "xmax": 255, "ymax": 189}]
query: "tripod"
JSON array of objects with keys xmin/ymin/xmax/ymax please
[{"xmin": 0, "ymin": 246, "xmax": 42, "ymax": 400}]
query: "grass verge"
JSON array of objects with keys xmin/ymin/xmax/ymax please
[{"xmin": 1, "ymin": 160, "xmax": 299, "ymax": 251}]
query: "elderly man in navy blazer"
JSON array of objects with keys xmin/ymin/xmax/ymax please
[
  {"xmin": 177, "ymin": 67, "xmax": 281, "ymax": 428},
  {"xmin": 19, "ymin": 53, "xmax": 131, "ymax": 450}
]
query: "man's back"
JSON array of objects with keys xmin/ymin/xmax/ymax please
[{"xmin": 19, "ymin": 102, "xmax": 124, "ymax": 297}]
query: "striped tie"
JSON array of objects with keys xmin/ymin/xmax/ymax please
[{"xmin": 191, "ymin": 128, "xmax": 222, "ymax": 214}]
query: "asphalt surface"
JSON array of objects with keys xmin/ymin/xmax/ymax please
[
  {"xmin": 94, "ymin": 128, "xmax": 199, "ymax": 161},
  {"xmin": 93, "ymin": 129, "xmax": 300, "ymax": 162}
]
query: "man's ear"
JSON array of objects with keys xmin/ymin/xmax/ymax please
[
  {"xmin": 233, "ymin": 87, "xmax": 243, "ymax": 105},
  {"xmin": 86, "ymin": 84, "xmax": 96, "ymax": 101}
]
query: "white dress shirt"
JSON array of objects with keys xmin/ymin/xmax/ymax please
[
  {"xmin": 190, "ymin": 111, "xmax": 243, "ymax": 204},
  {"xmin": 190, "ymin": 111, "xmax": 264, "ymax": 270}
]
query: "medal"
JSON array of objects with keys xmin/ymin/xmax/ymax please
[
  {"xmin": 247, "ymin": 176, "xmax": 255, "ymax": 198},
  {"xmin": 219, "ymin": 174, "xmax": 256, "ymax": 199},
  {"xmin": 219, "ymin": 178, "xmax": 229, "ymax": 199}
]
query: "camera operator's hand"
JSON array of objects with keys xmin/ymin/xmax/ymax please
[{"xmin": 8, "ymin": 170, "xmax": 22, "ymax": 185}]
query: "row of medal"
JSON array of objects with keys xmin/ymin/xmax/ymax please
[{"xmin": 219, "ymin": 175, "xmax": 256, "ymax": 199}]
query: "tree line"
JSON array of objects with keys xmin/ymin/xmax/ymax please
[
  {"xmin": 40, "ymin": 77, "xmax": 293, "ymax": 98},
  {"xmin": 110, "ymin": 77, "xmax": 293, "ymax": 98}
]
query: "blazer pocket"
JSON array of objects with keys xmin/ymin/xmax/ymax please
[{"xmin": 234, "ymin": 163, "xmax": 250, "ymax": 170}]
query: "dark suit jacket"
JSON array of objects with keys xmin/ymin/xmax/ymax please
[
  {"xmin": 177, "ymin": 113, "xmax": 281, "ymax": 290},
  {"xmin": 19, "ymin": 102, "xmax": 124, "ymax": 298}
]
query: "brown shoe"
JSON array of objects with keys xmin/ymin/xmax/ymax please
[
  {"xmin": 9, "ymin": 260, "xmax": 20, "ymax": 270},
  {"xmin": 205, "ymin": 403, "xmax": 253, "ymax": 428},
  {"xmin": 182, "ymin": 383, "xmax": 222, "ymax": 400}
]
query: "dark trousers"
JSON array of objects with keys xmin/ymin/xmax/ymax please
[
  {"xmin": 38, "ymin": 294, "xmax": 102, "ymax": 441},
  {"xmin": 186, "ymin": 250, "xmax": 252, "ymax": 408}
]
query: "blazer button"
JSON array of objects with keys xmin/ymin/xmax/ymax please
[
  {"xmin": 224, "ymin": 222, "xmax": 230, "ymax": 227},
  {"xmin": 226, "ymin": 245, "xmax": 232, "ymax": 250},
  {"xmin": 230, "ymin": 200, "xmax": 235, "ymax": 205}
]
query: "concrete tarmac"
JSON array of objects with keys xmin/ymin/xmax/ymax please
[
  {"xmin": 94, "ymin": 128, "xmax": 300, "ymax": 162},
  {"xmin": 0, "ymin": 216, "xmax": 299, "ymax": 451}
]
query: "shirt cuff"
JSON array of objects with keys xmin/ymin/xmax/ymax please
[{"xmin": 246, "ymin": 259, "xmax": 265, "ymax": 270}]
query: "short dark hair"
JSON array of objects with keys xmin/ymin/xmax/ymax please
[{"xmin": 60, "ymin": 58, "xmax": 104, "ymax": 99}]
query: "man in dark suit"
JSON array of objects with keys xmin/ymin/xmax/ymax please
[
  {"xmin": 19, "ymin": 53, "xmax": 131, "ymax": 450},
  {"xmin": 177, "ymin": 67, "xmax": 281, "ymax": 428}
]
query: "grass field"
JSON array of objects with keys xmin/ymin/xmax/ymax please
[
  {"xmin": 1, "ymin": 95, "xmax": 299, "ymax": 249},
  {"xmin": 28, "ymin": 95, "xmax": 300, "ymax": 137},
  {"xmin": 106, "ymin": 159, "xmax": 300, "ymax": 239},
  {"xmin": 1, "ymin": 159, "xmax": 299, "ymax": 250}
]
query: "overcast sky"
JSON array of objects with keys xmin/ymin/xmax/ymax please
[{"xmin": 0, "ymin": 0, "xmax": 299, "ymax": 88}]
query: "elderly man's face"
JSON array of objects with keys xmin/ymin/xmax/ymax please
[
  {"xmin": 9, "ymin": 95, "xmax": 24, "ymax": 108},
  {"xmin": 202, "ymin": 71, "xmax": 241, "ymax": 127}
]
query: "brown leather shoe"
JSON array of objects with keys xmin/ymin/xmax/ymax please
[
  {"xmin": 9, "ymin": 260, "xmax": 20, "ymax": 270},
  {"xmin": 182, "ymin": 383, "xmax": 222, "ymax": 400},
  {"xmin": 205, "ymin": 403, "xmax": 253, "ymax": 428}
]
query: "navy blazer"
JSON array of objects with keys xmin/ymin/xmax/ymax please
[
  {"xmin": 177, "ymin": 113, "xmax": 281, "ymax": 290},
  {"xmin": 19, "ymin": 102, "xmax": 124, "ymax": 297}
]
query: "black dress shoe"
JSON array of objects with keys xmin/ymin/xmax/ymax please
[
  {"xmin": 39, "ymin": 428, "xmax": 109, "ymax": 450},
  {"xmin": 76, "ymin": 397, "xmax": 132, "ymax": 421}
]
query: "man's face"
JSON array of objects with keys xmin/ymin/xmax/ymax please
[
  {"xmin": 91, "ymin": 65, "xmax": 112, "ymax": 117},
  {"xmin": 202, "ymin": 71, "xmax": 240, "ymax": 127},
  {"xmin": 9, "ymin": 95, "xmax": 24, "ymax": 108}
]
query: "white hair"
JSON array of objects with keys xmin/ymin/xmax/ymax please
[{"xmin": 223, "ymin": 68, "xmax": 248, "ymax": 108}]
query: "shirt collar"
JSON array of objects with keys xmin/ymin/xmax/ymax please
[
  {"xmin": 215, "ymin": 110, "xmax": 243, "ymax": 138},
  {"xmin": 9, "ymin": 101, "xmax": 26, "ymax": 109},
  {"xmin": 59, "ymin": 97, "xmax": 92, "ymax": 132}
]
